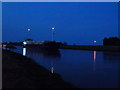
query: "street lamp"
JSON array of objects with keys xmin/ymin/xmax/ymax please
[
  {"xmin": 51, "ymin": 27, "xmax": 55, "ymax": 41},
  {"xmin": 27, "ymin": 28, "xmax": 31, "ymax": 40},
  {"xmin": 52, "ymin": 27, "xmax": 55, "ymax": 30},
  {"xmin": 93, "ymin": 40, "xmax": 97, "ymax": 45},
  {"xmin": 28, "ymin": 29, "xmax": 31, "ymax": 32}
]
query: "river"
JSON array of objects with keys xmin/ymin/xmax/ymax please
[{"xmin": 10, "ymin": 46, "xmax": 120, "ymax": 88}]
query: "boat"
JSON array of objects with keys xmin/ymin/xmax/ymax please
[
  {"xmin": 23, "ymin": 39, "xmax": 61, "ymax": 51},
  {"xmin": 23, "ymin": 27, "xmax": 61, "ymax": 51}
]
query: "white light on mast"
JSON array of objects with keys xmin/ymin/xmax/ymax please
[
  {"xmin": 51, "ymin": 27, "xmax": 55, "ymax": 41},
  {"xmin": 52, "ymin": 27, "xmax": 55, "ymax": 30},
  {"xmin": 93, "ymin": 40, "xmax": 97, "ymax": 43},
  {"xmin": 28, "ymin": 29, "xmax": 31, "ymax": 32}
]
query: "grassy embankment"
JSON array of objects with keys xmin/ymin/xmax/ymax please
[{"xmin": 2, "ymin": 50, "xmax": 76, "ymax": 88}]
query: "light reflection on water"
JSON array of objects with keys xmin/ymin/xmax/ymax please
[
  {"xmin": 94, "ymin": 51, "xmax": 96, "ymax": 63},
  {"xmin": 93, "ymin": 51, "xmax": 96, "ymax": 72},
  {"xmin": 23, "ymin": 48, "xmax": 26, "ymax": 56},
  {"xmin": 12, "ymin": 46, "xmax": 120, "ymax": 88}
]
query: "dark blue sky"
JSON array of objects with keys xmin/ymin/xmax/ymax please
[{"xmin": 3, "ymin": 2, "xmax": 118, "ymax": 45}]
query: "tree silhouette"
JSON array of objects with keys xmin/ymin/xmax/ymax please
[{"xmin": 103, "ymin": 37, "xmax": 120, "ymax": 46}]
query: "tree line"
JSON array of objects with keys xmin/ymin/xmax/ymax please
[{"xmin": 103, "ymin": 37, "xmax": 120, "ymax": 46}]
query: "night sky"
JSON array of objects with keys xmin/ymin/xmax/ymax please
[{"xmin": 3, "ymin": 2, "xmax": 118, "ymax": 45}]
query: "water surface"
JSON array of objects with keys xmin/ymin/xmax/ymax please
[{"xmin": 10, "ymin": 46, "xmax": 120, "ymax": 88}]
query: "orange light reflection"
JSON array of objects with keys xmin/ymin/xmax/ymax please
[{"xmin": 94, "ymin": 51, "xmax": 96, "ymax": 63}]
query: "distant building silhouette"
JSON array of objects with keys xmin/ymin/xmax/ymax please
[{"xmin": 103, "ymin": 37, "xmax": 120, "ymax": 46}]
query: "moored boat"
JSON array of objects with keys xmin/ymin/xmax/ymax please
[{"xmin": 23, "ymin": 40, "xmax": 61, "ymax": 51}]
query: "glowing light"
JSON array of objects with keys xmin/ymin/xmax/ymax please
[
  {"xmin": 23, "ymin": 48, "xmax": 26, "ymax": 56},
  {"xmin": 23, "ymin": 41, "xmax": 27, "ymax": 45},
  {"xmin": 52, "ymin": 27, "xmax": 55, "ymax": 30},
  {"xmin": 93, "ymin": 40, "xmax": 97, "ymax": 43},
  {"xmin": 28, "ymin": 29, "xmax": 31, "ymax": 32}
]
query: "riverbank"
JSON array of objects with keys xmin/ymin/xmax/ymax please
[
  {"xmin": 60, "ymin": 45, "xmax": 120, "ymax": 52},
  {"xmin": 2, "ymin": 50, "xmax": 76, "ymax": 88},
  {"xmin": 3, "ymin": 44, "xmax": 120, "ymax": 52}
]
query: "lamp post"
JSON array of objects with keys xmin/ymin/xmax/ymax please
[
  {"xmin": 27, "ymin": 29, "xmax": 31, "ymax": 39},
  {"xmin": 51, "ymin": 27, "xmax": 55, "ymax": 41},
  {"xmin": 28, "ymin": 28, "xmax": 30, "ymax": 32},
  {"xmin": 93, "ymin": 40, "xmax": 97, "ymax": 45}
]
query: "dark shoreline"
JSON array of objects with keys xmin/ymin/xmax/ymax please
[
  {"xmin": 2, "ymin": 50, "xmax": 76, "ymax": 88},
  {"xmin": 60, "ymin": 45, "xmax": 120, "ymax": 52},
  {"xmin": 5, "ymin": 44, "xmax": 120, "ymax": 52}
]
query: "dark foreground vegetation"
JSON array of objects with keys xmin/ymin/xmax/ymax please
[{"xmin": 2, "ymin": 50, "xmax": 76, "ymax": 89}]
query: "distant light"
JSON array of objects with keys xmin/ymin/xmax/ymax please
[
  {"xmin": 52, "ymin": 27, "xmax": 55, "ymax": 30},
  {"xmin": 28, "ymin": 29, "xmax": 31, "ymax": 32},
  {"xmin": 23, "ymin": 41, "xmax": 27, "ymax": 45},
  {"xmin": 93, "ymin": 40, "xmax": 97, "ymax": 43}
]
